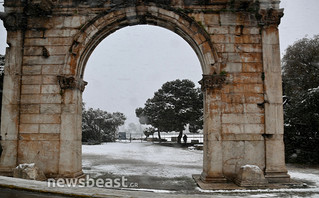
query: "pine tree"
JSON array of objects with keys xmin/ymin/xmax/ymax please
[{"xmin": 136, "ymin": 79, "xmax": 203, "ymax": 143}]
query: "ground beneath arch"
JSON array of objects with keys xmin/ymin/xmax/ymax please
[{"xmin": 82, "ymin": 142, "xmax": 319, "ymax": 196}]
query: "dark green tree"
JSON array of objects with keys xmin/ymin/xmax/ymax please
[
  {"xmin": 82, "ymin": 106, "xmax": 126, "ymax": 144},
  {"xmin": 136, "ymin": 79, "xmax": 203, "ymax": 143},
  {"xmin": 282, "ymin": 35, "xmax": 319, "ymax": 164},
  {"xmin": 282, "ymin": 35, "xmax": 319, "ymax": 99}
]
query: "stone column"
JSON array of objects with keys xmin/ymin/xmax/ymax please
[
  {"xmin": 200, "ymin": 75, "xmax": 227, "ymax": 183},
  {"xmin": 57, "ymin": 76, "xmax": 87, "ymax": 178},
  {"xmin": 0, "ymin": 6, "xmax": 26, "ymax": 176},
  {"xmin": 0, "ymin": 32, "xmax": 23, "ymax": 176},
  {"xmin": 259, "ymin": 8, "xmax": 290, "ymax": 183}
]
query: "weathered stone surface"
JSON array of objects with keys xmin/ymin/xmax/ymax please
[
  {"xmin": 222, "ymin": 114, "xmax": 264, "ymax": 124},
  {"xmin": 13, "ymin": 163, "xmax": 46, "ymax": 181},
  {"xmin": 39, "ymin": 124, "xmax": 60, "ymax": 134},
  {"xmin": 41, "ymin": 85, "xmax": 60, "ymax": 94},
  {"xmin": 19, "ymin": 124, "xmax": 39, "ymax": 133},
  {"xmin": 22, "ymin": 76, "xmax": 42, "ymax": 85},
  {"xmin": 21, "ymin": 85, "xmax": 41, "ymax": 94},
  {"xmin": 22, "ymin": 66, "xmax": 42, "ymax": 75},
  {"xmin": 20, "ymin": 95, "xmax": 41, "ymax": 104},
  {"xmin": 17, "ymin": 139, "xmax": 60, "ymax": 176},
  {"xmin": 42, "ymin": 65, "xmax": 61, "ymax": 75},
  {"xmin": 41, "ymin": 94, "xmax": 62, "ymax": 104},
  {"xmin": 40, "ymin": 104, "xmax": 61, "ymax": 114},
  {"xmin": 242, "ymin": 63, "xmax": 263, "ymax": 72},
  {"xmin": 0, "ymin": 141, "xmax": 18, "ymax": 169},
  {"xmin": 20, "ymin": 114, "xmax": 61, "ymax": 124},
  {"xmin": 20, "ymin": 104, "xmax": 40, "ymax": 114},
  {"xmin": 222, "ymin": 124, "xmax": 264, "ymax": 134},
  {"xmin": 42, "ymin": 76, "xmax": 58, "ymax": 84},
  {"xmin": 23, "ymin": 55, "xmax": 65, "ymax": 65},
  {"xmin": 235, "ymin": 165, "xmax": 268, "ymax": 187},
  {"xmin": 58, "ymin": 140, "xmax": 82, "ymax": 177},
  {"xmin": 224, "ymin": 63, "xmax": 242, "ymax": 73}
]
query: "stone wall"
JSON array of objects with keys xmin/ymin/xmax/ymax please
[{"xmin": 0, "ymin": 0, "xmax": 290, "ymax": 183}]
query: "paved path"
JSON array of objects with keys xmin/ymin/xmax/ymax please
[
  {"xmin": 1, "ymin": 175, "xmax": 319, "ymax": 198},
  {"xmin": 0, "ymin": 176, "xmax": 229, "ymax": 198}
]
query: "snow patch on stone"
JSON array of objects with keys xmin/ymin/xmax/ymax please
[
  {"xmin": 235, "ymin": 165, "xmax": 267, "ymax": 187},
  {"xmin": 16, "ymin": 163, "xmax": 35, "ymax": 169},
  {"xmin": 13, "ymin": 163, "xmax": 46, "ymax": 181}
]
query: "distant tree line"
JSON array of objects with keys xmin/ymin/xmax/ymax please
[
  {"xmin": 82, "ymin": 104, "xmax": 126, "ymax": 144},
  {"xmin": 282, "ymin": 35, "xmax": 319, "ymax": 164}
]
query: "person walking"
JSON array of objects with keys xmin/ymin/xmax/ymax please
[{"xmin": 183, "ymin": 134, "xmax": 188, "ymax": 145}]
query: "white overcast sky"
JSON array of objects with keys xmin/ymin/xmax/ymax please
[{"xmin": 0, "ymin": 0, "xmax": 319, "ymax": 125}]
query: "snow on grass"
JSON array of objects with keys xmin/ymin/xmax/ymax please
[
  {"xmin": 82, "ymin": 142, "xmax": 319, "ymax": 196},
  {"xmin": 82, "ymin": 142, "xmax": 203, "ymax": 178},
  {"xmin": 289, "ymin": 171, "xmax": 319, "ymax": 187},
  {"xmin": 82, "ymin": 142, "xmax": 202, "ymax": 165}
]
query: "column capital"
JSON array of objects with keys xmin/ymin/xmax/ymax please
[
  {"xmin": 258, "ymin": 8, "xmax": 284, "ymax": 27},
  {"xmin": 199, "ymin": 74, "xmax": 226, "ymax": 91},
  {"xmin": 57, "ymin": 75, "xmax": 88, "ymax": 92},
  {"xmin": 0, "ymin": 12, "xmax": 27, "ymax": 31}
]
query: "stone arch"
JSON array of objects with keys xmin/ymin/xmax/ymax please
[
  {"xmin": 57, "ymin": 4, "xmax": 220, "ymax": 178},
  {"xmin": 0, "ymin": 0, "xmax": 292, "ymax": 185},
  {"xmin": 65, "ymin": 5, "xmax": 220, "ymax": 79}
]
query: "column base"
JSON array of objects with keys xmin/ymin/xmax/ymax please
[
  {"xmin": 265, "ymin": 171, "xmax": 291, "ymax": 183},
  {"xmin": 200, "ymin": 172, "xmax": 227, "ymax": 183},
  {"xmin": 55, "ymin": 170, "xmax": 84, "ymax": 179},
  {"xmin": 0, "ymin": 167, "xmax": 14, "ymax": 177}
]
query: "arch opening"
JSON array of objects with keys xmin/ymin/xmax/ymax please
[
  {"xmin": 83, "ymin": 24, "xmax": 202, "ymax": 124},
  {"xmin": 81, "ymin": 24, "xmax": 204, "ymax": 190}
]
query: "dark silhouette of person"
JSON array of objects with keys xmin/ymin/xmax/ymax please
[{"xmin": 183, "ymin": 134, "xmax": 188, "ymax": 145}]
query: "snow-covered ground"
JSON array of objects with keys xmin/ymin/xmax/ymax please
[
  {"xmin": 82, "ymin": 142, "xmax": 202, "ymax": 178},
  {"xmin": 82, "ymin": 142, "xmax": 319, "ymax": 197}
]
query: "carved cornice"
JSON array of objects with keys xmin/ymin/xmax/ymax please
[
  {"xmin": 258, "ymin": 8, "xmax": 284, "ymax": 27},
  {"xmin": 199, "ymin": 74, "xmax": 226, "ymax": 91},
  {"xmin": 26, "ymin": 0, "xmax": 53, "ymax": 16},
  {"xmin": 0, "ymin": 0, "xmax": 53, "ymax": 31},
  {"xmin": 0, "ymin": 12, "xmax": 27, "ymax": 31},
  {"xmin": 57, "ymin": 76, "xmax": 88, "ymax": 92}
]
